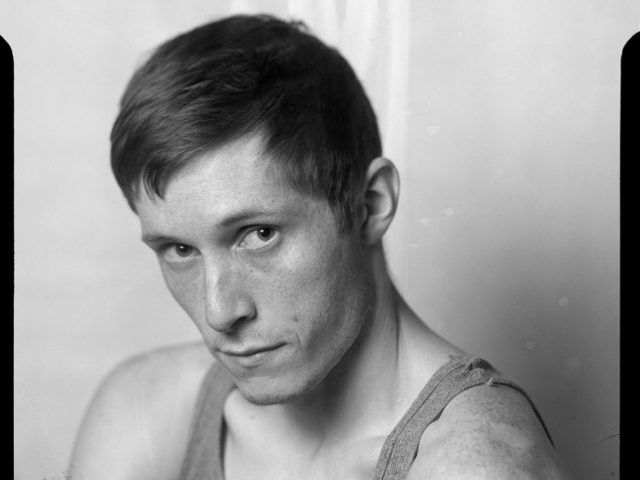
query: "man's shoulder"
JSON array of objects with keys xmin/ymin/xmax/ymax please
[
  {"xmin": 408, "ymin": 383, "xmax": 574, "ymax": 480},
  {"xmin": 69, "ymin": 342, "xmax": 214, "ymax": 480},
  {"xmin": 107, "ymin": 341, "xmax": 214, "ymax": 390},
  {"xmin": 90, "ymin": 341, "xmax": 214, "ymax": 415}
]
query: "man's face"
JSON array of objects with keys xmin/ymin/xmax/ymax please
[{"xmin": 135, "ymin": 134, "xmax": 375, "ymax": 404}]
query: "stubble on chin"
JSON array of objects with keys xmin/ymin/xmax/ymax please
[{"xmin": 235, "ymin": 374, "xmax": 323, "ymax": 406}]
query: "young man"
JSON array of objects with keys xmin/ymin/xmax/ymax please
[{"xmin": 70, "ymin": 14, "xmax": 572, "ymax": 480}]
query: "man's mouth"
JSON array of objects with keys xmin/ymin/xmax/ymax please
[
  {"xmin": 221, "ymin": 343, "xmax": 284, "ymax": 357},
  {"xmin": 218, "ymin": 343, "xmax": 286, "ymax": 368}
]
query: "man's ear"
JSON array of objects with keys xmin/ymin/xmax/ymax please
[{"xmin": 358, "ymin": 157, "xmax": 400, "ymax": 245}]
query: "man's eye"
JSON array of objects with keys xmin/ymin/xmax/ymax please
[
  {"xmin": 240, "ymin": 227, "xmax": 279, "ymax": 250},
  {"xmin": 160, "ymin": 244, "xmax": 198, "ymax": 263}
]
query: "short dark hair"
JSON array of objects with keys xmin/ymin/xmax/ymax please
[{"xmin": 111, "ymin": 14, "xmax": 382, "ymax": 230}]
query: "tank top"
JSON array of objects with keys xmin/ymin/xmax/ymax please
[{"xmin": 179, "ymin": 354, "xmax": 553, "ymax": 480}]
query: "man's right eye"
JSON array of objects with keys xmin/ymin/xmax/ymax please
[{"xmin": 159, "ymin": 244, "xmax": 198, "ymax": 264}]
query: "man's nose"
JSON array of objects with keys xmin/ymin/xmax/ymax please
[{"xmin": 203, "ymin": 261, "xmax": 256, "ymax": 333}]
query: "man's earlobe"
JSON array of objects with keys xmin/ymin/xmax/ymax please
[{"xmin": 360, "ymin": 157, "xmax": 400, "ymax": 245}]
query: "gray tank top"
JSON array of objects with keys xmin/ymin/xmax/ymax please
[{"xmin": 179, "ymin": 354, "xmax": 552, "ymax": 480}]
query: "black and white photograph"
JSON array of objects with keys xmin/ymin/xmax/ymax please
[{"xmin": 9, "ymin": 1, "xmax": 628, "ymax": 479}]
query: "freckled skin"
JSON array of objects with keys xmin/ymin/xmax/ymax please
[
  {"xmin": 135, "ymin": 134, "xmax": 376, "ymax": 405},
  {"xmin": 411, "ymin": 385, "xmax": 573, "ymax": 480}
]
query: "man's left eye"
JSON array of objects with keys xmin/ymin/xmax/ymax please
[{"xmin": 239, "ymin": 227, "xmax": 279, "ymax": 250}]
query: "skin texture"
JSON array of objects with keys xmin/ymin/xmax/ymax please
[
  {"xmin": 68, "ymin": 342, "xmax": 213, "ymax": 480},
  {"xmin": 69, "ymin": 132, "xmax": 574, "ymax": 480},
  {"xmin": 409, "ymin": 385, "xmax": 573, "ymax": 480}
]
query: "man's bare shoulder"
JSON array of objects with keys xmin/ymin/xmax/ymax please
[
  {"xmin": 102, "ymin": 341, "xmax": 214, "ymax": 393},
  {"xmin": 69, "ymin": 342, "xmax": 214, "ymax": 480},
  {"xmin": 408, "ymin": 384, "xmax": 574, "ymax": 480}
]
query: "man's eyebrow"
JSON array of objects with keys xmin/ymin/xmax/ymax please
[
  {"xmin": 141, "ymin": 206, "xmax": 293, "ymax": 245},
  {"xmin": 217, "ymin": 207, "xmax": 279, "ymax": 228},
  {"xmin": 141, "ymin": 233, "xmax": 180, "ymax": 245}
]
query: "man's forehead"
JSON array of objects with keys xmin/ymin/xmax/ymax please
[
  {"xmin": 133, "ymin": 135, "xmax": 326, "ymax": 237},
  {"xmin": 137, "ymin": 134, "xmax": 289, "ymax": 206}
]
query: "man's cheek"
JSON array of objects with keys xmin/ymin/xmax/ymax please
[{"xmin": 163, "ymin": 270, "xmax": 203, "ymax": 321}]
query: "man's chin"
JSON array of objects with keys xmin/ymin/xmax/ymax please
[{"xmin": 234, "ymin": 376, "xmax": 318, "ymax": 406}]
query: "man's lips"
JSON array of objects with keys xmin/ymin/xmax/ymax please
[
  {"xmin": 219, "ymin": 343, "xmax": 285, "ymax": 357},
  {"xmin": 217, "ymin": 343, "xmax": 286, "ymax": 369}
]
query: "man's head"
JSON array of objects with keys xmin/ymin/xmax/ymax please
[
  {"xmin": 112, "ymin": 14, "xmax": 399, "ymax": 405},
  {"xmin": 111, "ymin": 14, "xmax": 382, "ymax": 231}
]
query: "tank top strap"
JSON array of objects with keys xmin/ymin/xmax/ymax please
[
  {"xmin": 179, "ymin": 361, "xmax": 236, "ymax": 480},
  {"xmin": 373, "ymin": 354, "xmax": 553, "ymax": 480}
]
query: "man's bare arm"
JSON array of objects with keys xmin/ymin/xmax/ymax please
[
  {"xmin": 68, "ymin": 343, "xmax": 212, "ymax": 480},
  {"xmin": 408, "ymin": 384, "xmax": 574, "ymax": 480}
]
